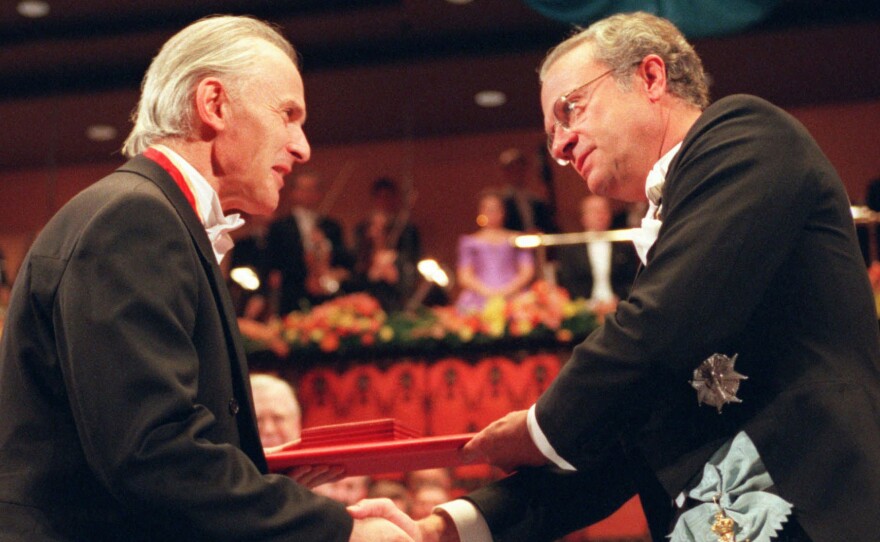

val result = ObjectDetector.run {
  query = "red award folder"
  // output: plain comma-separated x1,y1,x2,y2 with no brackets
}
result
265,419,475,476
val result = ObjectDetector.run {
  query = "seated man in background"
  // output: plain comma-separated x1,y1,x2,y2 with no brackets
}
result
250,373,302,447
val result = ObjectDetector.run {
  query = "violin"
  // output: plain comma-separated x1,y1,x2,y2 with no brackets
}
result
305,226,347,297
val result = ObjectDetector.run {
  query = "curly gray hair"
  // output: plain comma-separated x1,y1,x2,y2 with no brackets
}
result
539,12,709,110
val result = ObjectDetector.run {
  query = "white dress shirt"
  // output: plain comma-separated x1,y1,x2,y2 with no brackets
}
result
587,241,614,303
151,145,244,264
632,142,681,265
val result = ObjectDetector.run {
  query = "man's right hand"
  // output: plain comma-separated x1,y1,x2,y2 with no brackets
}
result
350,516,415,542
348,498,421,541
348,499,462,542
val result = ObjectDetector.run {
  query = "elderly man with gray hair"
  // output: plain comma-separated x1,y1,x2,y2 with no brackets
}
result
0,15,413,542
250,373,303,447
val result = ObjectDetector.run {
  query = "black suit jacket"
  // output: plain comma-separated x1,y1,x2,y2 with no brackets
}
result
348,219,422,312
557,241,639,301
0,155,352,540
266,213,352,314
467,96,880,542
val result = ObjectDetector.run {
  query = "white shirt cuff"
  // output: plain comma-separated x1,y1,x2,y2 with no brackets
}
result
435,499,493,542
527,403,577,471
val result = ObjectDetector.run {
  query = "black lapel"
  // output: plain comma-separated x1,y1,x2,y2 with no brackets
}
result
118,155,267,468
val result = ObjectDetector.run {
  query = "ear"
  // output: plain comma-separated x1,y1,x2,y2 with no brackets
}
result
194,77,229,132
638,54,668,103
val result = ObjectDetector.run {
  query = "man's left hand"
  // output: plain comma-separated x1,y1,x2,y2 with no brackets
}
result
263,441,347,488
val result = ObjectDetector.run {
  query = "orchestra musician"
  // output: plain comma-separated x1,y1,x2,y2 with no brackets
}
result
348,177,421,312
266,170,353,314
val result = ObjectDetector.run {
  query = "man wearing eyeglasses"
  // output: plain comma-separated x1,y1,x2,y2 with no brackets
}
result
351,11,880,542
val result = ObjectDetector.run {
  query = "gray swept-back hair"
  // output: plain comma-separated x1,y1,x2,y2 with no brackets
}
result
122,15,298,157
539,12,709,109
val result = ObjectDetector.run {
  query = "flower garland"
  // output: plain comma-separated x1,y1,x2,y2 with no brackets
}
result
262,281,598,356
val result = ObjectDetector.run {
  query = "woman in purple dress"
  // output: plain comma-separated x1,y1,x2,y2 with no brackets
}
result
455,190,535,313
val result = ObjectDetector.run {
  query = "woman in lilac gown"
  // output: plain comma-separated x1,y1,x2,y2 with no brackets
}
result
455,190,535,313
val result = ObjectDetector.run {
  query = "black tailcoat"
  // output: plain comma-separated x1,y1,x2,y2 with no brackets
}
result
466,95,880,542
0,156,352,540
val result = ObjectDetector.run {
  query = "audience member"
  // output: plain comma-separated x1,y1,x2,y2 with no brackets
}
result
455,189,535,313
557,194,638,317
234,277,290,358
250,373,302,447
267,170,353,314
498,148,558,282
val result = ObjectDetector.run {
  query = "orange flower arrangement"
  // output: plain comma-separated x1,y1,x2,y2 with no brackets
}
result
268,282,597,356
282,293,386,353
507,280,569,336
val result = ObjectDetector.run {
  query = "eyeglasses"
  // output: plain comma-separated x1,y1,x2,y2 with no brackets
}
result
546,69,615,166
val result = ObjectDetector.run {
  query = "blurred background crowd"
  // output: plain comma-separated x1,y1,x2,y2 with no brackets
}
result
222,146,652,354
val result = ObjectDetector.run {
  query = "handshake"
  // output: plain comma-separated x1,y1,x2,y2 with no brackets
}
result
346,498,456,542
324,410,546,542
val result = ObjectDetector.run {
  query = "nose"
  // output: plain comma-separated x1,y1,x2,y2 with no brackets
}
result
260,418,281,443
548,125,576,166
287,123,311,163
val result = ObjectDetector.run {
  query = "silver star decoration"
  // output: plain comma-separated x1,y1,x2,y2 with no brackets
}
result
690,353,748,413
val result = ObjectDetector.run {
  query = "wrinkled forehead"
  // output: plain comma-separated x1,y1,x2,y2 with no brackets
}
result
253,387,298,412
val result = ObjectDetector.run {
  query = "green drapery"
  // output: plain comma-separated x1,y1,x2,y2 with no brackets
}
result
522,0,782,37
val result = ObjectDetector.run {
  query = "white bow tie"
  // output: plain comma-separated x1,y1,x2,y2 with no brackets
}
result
646,168,664,208
633,214,662,265
206,212,245,265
